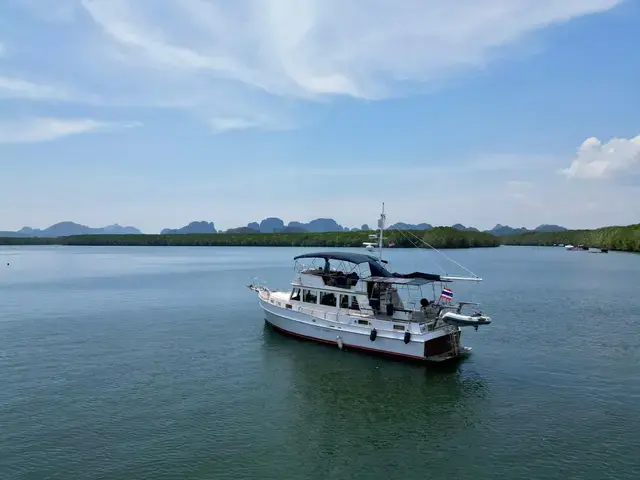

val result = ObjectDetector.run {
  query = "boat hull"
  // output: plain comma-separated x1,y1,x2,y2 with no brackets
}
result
260,298,464,363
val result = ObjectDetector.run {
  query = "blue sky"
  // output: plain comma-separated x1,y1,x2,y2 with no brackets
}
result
1,0,639,233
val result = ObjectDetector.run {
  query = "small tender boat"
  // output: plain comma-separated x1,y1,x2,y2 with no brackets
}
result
441,310,492,329
362,242,376,252
248,204,493,363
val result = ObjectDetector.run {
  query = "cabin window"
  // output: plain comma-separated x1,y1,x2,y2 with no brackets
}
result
350,296,360,311
393,325,405,331
357,319,369,325
339,294,359,310
319,291,337,307
340,295,349,309
290,288,301,301
302,289,317,304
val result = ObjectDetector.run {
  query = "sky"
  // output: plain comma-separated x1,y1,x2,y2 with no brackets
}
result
1,0,639,233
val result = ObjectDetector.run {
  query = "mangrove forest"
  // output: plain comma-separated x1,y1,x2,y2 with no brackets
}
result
499,223,640,252
2,224,638,252
0,227,500,249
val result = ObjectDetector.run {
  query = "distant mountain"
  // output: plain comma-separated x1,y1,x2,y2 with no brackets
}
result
0,222,142,237
238,217,347,233
1,217,569,238
286,218,346,232
18,227,39,236
486,223,568,236
102,224,142,235
286,221,307,231
486,224,529,236
451,223,480,232
305,218,344,232
388,222,433,231
259,217,285,233
534,224,568,233
161,221,216,235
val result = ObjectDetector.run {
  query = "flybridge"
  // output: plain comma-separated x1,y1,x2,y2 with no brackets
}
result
294,251,446,284
294,202,484,283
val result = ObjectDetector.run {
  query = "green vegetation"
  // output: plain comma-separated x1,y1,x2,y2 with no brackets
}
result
0,227,500,249
500,224,640,252
4,224,638,252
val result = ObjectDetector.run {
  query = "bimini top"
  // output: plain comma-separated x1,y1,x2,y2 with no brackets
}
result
294,251,383,265
370,272,447,285
294,251,390,277
293,251,444,284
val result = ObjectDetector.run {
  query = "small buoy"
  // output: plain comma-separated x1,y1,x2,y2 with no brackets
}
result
404,331,411,344
370,328,377,341
337,336,344,350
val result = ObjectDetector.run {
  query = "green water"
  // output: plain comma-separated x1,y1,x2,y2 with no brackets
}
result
1,246,639,479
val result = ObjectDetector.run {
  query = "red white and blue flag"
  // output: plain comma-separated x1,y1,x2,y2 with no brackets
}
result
440,287,454,301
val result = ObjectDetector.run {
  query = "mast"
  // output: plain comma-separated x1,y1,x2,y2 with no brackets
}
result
377,202,386,261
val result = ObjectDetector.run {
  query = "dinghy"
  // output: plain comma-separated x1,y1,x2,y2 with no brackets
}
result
441,311,492,330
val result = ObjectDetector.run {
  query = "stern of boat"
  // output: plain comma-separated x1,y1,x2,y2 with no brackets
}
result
423,328,470,362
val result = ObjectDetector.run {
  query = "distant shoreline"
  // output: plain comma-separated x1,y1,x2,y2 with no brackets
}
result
499,224,639,252
1,224,638,252
0,228,499,249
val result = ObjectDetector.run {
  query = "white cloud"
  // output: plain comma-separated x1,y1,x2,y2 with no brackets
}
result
0,76,75,101
0,117,141,144
210,114,294,134
559,135,640,180
1,0,623,131
78,0,622,100
210,117,261,133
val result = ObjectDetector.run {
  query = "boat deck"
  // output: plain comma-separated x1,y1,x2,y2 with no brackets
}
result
263,289,449,333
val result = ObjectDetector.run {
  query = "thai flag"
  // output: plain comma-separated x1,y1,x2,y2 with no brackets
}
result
440,287,454,301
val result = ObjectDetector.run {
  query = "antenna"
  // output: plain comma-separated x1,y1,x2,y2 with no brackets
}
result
377,202,385,261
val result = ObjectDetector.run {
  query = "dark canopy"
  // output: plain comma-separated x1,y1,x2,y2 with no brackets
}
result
294,251,391,277
293,251,443,282
392,271,442,282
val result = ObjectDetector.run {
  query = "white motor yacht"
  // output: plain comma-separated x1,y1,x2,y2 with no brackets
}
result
248,204,492,363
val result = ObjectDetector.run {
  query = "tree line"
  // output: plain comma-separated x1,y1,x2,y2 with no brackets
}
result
0,227,500,249
2,224,639,252
499,224,640,252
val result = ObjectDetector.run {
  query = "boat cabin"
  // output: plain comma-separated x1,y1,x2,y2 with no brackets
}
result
290,252,452,324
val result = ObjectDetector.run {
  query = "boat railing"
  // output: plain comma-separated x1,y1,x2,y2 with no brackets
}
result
285,301,448,334
291,304,340,323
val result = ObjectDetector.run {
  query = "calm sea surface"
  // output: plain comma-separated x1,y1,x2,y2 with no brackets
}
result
1,245,639,479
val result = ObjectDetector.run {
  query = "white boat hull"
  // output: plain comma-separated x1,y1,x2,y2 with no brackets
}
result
258,295,465,362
